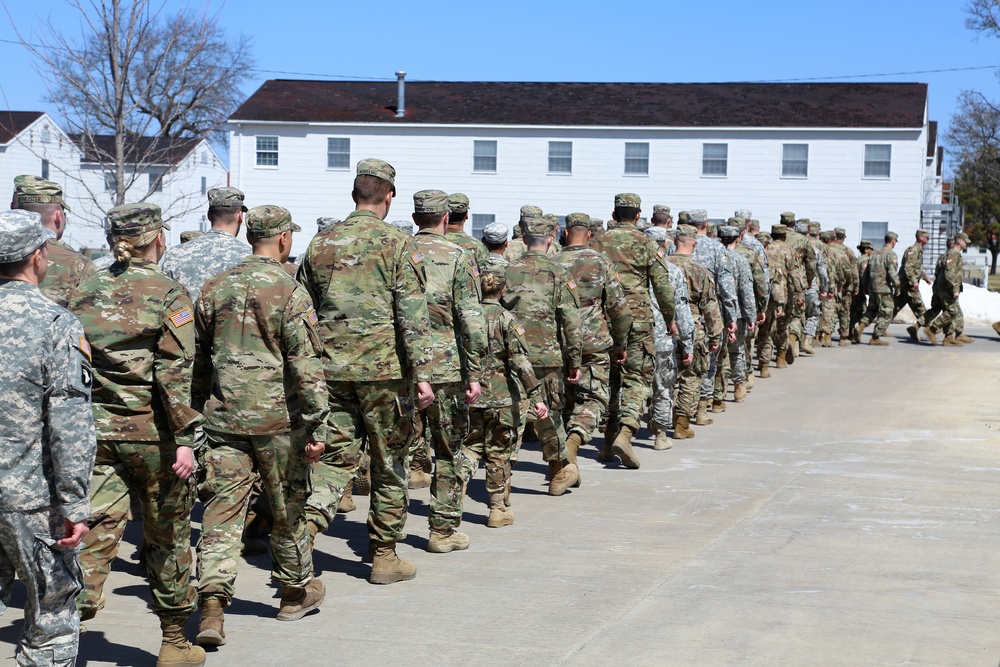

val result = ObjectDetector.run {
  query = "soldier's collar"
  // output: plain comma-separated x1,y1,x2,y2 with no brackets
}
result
415,228,444,237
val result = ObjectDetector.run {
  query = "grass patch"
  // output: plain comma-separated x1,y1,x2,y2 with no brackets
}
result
990,273,1000,293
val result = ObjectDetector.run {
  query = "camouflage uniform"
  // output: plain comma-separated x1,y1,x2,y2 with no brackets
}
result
757,230,801,367
781,214,817,343
852,246,873,331
926,245,965,338
650,256,695,431
160,228,251,300
817,233,844,343
192,206,329,607
69,204,203,629
734,241,768,374
0,210,96,667
858,241,900,337
834,233,860,341
503,205,542,264
802,225,829,339
717,235,757,398
893,237,930,326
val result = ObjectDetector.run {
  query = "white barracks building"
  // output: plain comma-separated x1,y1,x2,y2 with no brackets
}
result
228,77,948,259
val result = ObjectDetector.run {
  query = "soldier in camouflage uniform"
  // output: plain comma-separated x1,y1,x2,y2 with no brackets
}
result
69,203,205,667
801,221,830,354
459,261,546,527
588,217,606,247
736,211,769,287
482,222,510,263
924,233,970,346
160,186,251,301
851,240,874,334
503,206,539,263
554,213,632,472
715,224,757,408
667,225,722,439
781,212,817,359
501,214,583,494
590,194,675,467
816,231,844,347
409,190,487,553
11,175,96,308
651,204,673,230
191,205,329,644
296,159,435,585
855,232,900,345
0,210,96,667
894,229,932,341
733,219,768,393
833,228,860,346
757,225,801,375
446,193,489,272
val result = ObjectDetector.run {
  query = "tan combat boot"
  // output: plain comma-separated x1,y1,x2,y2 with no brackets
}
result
408,467,431,490
428,528,470,553
852,324,864,343
923,326,939,345
195,598,226,647
906,325,919,342
775,349,789,369
711,399,726,413
370,544,416,584
733,382,747,403
942,335,963,346
277,578,326,621
157,624,206,667
337,479,356,513
957,333,974,344
758,360,771,378
993,321,1000,337
565,431,583,487
548,460,580,495
672,414,696,440
801,334,815,355
838,331,852,346
487,493,514,527
611,425,641,469
788,332,800,357
695,400,714,425
869,335,889,346
503,479,512,507
746,372,755,390
597,425,617,462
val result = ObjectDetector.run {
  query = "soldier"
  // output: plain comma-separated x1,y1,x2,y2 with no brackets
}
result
894,229,932,341
588,217,606,247
482,222,510,262
0,210,96,667
924,233,970,346
296,158,435,585
736,210,769,287
555,213,632,470
817,231,845,347
733,218,768,393
757,225,801,375
833,228,860,346
501,214,583,494
802,221,830,354
160,186,250,300
651,204,673,230
645,226,695,450
192,205,328,644
781,212,817,358
591,193,675,468
503,206,539,263
667,225,722,439
409,190,487,553
716,224,757,406
446,193,489,271
11,175,95,308
851,240,875,334
69,203,205,667
855,232,901,345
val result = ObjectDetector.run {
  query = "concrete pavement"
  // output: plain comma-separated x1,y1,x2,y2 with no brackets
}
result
2,324,998,666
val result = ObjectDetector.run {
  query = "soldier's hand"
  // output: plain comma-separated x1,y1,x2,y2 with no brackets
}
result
613,348,627,365
304,441,324,463
567,368,581,384
954,292,960,300
173,446,196,480
416,382,435,410
796,298,804,306
747,321,756,331
57,520,89,549
924,278,931,285
465,381,482,404
670,321,678,336
709,343,719,353
757,312,766,324
776,309,784,318
534,402,549,420
682,353,693,366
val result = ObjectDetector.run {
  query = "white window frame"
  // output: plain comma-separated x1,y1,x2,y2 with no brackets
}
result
104,172,117,193
473,140,497,173
41,159,49,180
702,143,728,178
148,169,165,193
781,143,809,178
471,213,495,240
327,137,351,170
863,144,891,179
548,141,572,174
861,221,889,249
255,136,279,168
624,142,649,176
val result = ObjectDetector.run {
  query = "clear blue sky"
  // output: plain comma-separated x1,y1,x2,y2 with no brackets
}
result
1,0,997,170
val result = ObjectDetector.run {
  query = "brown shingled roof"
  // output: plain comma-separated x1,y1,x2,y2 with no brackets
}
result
71,134,201,166
0,111,44,144
230,80,928,129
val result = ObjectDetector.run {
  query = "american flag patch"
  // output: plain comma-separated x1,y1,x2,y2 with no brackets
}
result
168,308,194,328
78,336,91,361
515,324,525,336
411,252,424,264
473,266,480,277
567,279,577,290
307,310,319,326
657,247,666,258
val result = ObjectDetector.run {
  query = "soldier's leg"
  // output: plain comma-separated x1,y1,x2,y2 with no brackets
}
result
427,382,471,535
858,294,879,331
532,369,568,463
850,295,866,330
789,298,805,341
0,509,82,666
713,346,730,403
908,289,928,327
605,344,626,441
700,340,721,402
675,343,704,421
306,380,364,535
757,305,777,367
804,287,821,337
616,323,655,433
873,294,894,337
566,351,610,447
728,322,748,384
649,345,676,432
408,412,431,489
774,312,791,358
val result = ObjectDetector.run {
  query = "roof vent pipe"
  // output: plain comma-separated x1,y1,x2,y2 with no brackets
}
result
396,71,406,118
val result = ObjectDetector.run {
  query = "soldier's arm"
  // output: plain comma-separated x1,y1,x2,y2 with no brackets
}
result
649,253,676,324
672,277,696,356
157,290,205,446
283,288,330,444
815,246,829,292
396,243,435,382
45,314,97,524
557,271,583,370
507,317,541,397
715,249,740,324
803,241,818,285
737,260,757,322
751,256,768,312
453,253,488,383
191,296,213,412
702,280,724,349
887,254,901,291
295,240,327,310
604,266,633,351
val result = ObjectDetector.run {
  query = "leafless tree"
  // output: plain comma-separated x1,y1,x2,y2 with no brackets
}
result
966,0,1000,36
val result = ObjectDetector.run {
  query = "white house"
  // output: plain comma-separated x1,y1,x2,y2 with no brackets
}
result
228,78,954,261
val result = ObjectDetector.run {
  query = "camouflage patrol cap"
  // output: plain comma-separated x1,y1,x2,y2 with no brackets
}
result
677,211,690,224
316,217,341,233
688,209,708,224
771,224,788,235
614,193,641,208
480,254,508,279
718,222,741,239
794,221,810,234
675,224,698,239
706,223,717,236
448,193,470,214
653,204,671,215
779,212,796,224
735,209,752,219
956,231,971,243
756,232,772,245
356,158,396,194
915,228,930,239
858,240,873,250
519,205,543,223
644,226,667,243
819,230,835,241
511,223,522,239
636,218,651,231
588,217,605,233
0,210,55,263
207,186,248,212
565,212,590,229
834,227,847,237
179,231,203,243
107,203,169,237
391,219,414,235
885,231,898,242
13,175,72,212
524,215,555,237
482,222,509,244
413,189,449,214
246,205,301,238
807,222,820,234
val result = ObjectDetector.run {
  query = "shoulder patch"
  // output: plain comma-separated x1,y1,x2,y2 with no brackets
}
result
307,309,319,326
78,336,92,361
657,247,666,258
472,266,480,277
567,279,578,290
411,251,424,265
168,308,194,328
515,324,526,337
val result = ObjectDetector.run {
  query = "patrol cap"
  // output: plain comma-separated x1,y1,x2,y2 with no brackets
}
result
819,230,834,241
390,219,414,235
519,205,543,223
448,193,469,214
636,218,651,231
524,215,555,236
956,231,971,243
480,254,508,279
915,228,930,239
735,209,752,219
653,204,671,216
756,232,772,244
0,210,55,263
565,212,590,229
807,222,820,234
356,158,396,194
885,231,898,242
858,240,873,250
107,203,170,237
644,226,667,243
707,222,717,235
316,217,341,233
677,211,690,224
675,224,698,239
13,175,72,212
207,186,248,212
589,217,604,233
482,222,509,244
771,224,788,235
614,193,641,208
834,227,847,237
794,221,810,234
780,211,796,224
179,231,203,243
688,209,708,224
246,205,300,238
718,223,741,239
413,189,449,214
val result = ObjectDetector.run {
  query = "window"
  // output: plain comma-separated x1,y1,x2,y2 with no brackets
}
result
624,142,649,175
471,213,495,240
327,138,350,169
861,221,888,248
104,172,117,192
781,144,808,177
148,169,164,193
864,144,891,178
41,159,49,180
199,216,208,232
548,141,572,173
702,143,728,177
41,127,51,144
256,136,278,167
200,151,208,165
200,176,207,195
473,140,497,172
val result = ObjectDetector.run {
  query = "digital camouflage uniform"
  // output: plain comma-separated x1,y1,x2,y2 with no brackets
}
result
193,208,329,608
817,233,845,342
0,210,96,667
650,258,695,431
803,226,829,339
834,236,860,341
757,232,801,367
858,242,900,337
734,241,768,374
781,214,817,343
160,228,251,301
716,239,757,400
893,238,930,326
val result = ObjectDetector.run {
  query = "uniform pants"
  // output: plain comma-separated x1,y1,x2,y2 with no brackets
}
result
650,342,677,431
724,320,748,387
76,440,196,626
789,289,806,340
700,345,721,400
75,461,131,618
425,382,471,534
675,330,706,420
837,291,853,337
609,322,655,433
565,350,610,446
758,301,789,365
926,294,961,336
527,368,568,462
819,294,837,336
461,406,520,507
804,286,821,336
196,430,312,604
850,293,868,331
893,287,927,326
0,509,81,666
308,379,415,545
860,293,894,336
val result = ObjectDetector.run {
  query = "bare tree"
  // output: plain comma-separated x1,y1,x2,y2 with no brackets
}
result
966,0,1000,35
14,0,253,221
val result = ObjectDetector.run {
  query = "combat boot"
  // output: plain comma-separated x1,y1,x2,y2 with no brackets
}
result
957,333,974,344
906,325,919,342
823,333,834,347
565,431,583,487
695,400,714,425
801,334,815,355
337,479,356,513
775,349,788,369
428,529,470,553
923,326,939,345
157,624,206,667
869,335,889,346
370,544,416,584
408,468,431,490
942,335,963,347
758,360,771,378
79,592,105,623
307,519,322,551
548,460,580,495
653,429,673,450
611,425,641,469
788,332,800,358
784,342,795,365
276,578,325,621
852,324,863,343
672,414,695,439
195,598,226,647
598,425,617,462
733,382,747,403
838,331,852,346
993,321,1000,337
746,372,755,391
711,399,726,413
487,493,514,527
